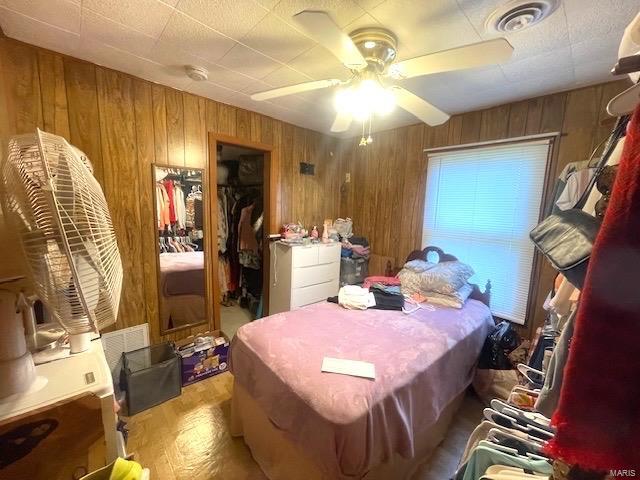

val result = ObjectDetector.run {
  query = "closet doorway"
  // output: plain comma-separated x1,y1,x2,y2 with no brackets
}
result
208,134,277,339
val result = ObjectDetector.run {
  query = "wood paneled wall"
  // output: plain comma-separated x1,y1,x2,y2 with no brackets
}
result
337,80,630,338
0,37,340,344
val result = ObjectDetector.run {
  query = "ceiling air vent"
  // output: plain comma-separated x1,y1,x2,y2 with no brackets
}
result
486,0,559,33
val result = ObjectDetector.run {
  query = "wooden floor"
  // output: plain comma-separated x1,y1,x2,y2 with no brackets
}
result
126,372,484,480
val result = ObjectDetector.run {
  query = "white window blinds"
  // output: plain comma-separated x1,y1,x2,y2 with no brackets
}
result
422,139,551,324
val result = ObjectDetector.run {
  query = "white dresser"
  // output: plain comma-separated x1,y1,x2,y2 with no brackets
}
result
268,241,341,315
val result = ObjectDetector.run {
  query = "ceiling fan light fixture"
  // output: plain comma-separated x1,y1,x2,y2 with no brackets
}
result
364,40,377,49
334,79,396,121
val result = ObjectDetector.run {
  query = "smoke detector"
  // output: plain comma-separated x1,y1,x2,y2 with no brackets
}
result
185,65,209,81
486,0,559,34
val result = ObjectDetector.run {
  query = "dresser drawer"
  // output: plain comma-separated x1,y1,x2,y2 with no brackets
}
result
292,262,340,289
292,246,319,267
291,280,338,309
318,243,341,264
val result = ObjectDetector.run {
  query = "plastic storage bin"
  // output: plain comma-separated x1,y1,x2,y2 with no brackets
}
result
122,342,181,415
340,257,369,286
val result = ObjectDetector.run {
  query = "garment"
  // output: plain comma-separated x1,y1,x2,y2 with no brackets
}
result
555,167,596,211
156,183,171,229
238,204,259,253
458,445,552,480
217,189,228,253
535,308,576,418
186,195,195,229
459,421,534,468
194,197,203,229
369,287,404,310
362,276,402,289
173,185,186,230
546,113,640,470
337,285,373,310
162,179,176,224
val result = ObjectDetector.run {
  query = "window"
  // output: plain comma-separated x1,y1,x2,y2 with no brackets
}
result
422,139,552,324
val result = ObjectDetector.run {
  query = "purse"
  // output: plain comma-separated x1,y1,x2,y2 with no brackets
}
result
529,117,627,288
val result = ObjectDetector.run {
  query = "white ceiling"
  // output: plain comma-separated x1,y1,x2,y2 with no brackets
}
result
0,0,636,136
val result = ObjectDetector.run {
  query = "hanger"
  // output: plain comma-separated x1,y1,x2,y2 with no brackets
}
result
487,428,546,456
483,409,554,441
490,399,552,429
477,441,549,463
607,12,640,116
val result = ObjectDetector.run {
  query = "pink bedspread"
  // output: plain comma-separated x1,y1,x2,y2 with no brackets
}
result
159,252,204,296
230,300,493,479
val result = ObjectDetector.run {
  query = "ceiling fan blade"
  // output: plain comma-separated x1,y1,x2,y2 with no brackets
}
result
251,79,342,101
392,86,450,126
293,10,368,70
330,111,353,133
390,38,514,79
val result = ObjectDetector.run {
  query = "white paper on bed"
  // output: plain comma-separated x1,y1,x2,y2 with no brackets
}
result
321,357,376,379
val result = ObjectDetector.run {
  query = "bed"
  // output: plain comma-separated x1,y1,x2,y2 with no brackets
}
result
158,251,205,331
229,247,493,480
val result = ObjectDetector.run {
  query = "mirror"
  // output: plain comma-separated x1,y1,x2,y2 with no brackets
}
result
153,164,208,334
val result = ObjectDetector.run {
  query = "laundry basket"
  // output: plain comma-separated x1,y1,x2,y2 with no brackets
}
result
122,342,181,415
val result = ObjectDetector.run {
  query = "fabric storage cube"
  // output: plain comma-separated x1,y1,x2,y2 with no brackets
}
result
340,257,369,286
122,342,181,415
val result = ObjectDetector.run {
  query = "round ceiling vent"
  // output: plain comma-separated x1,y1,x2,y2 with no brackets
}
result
486,0,559,33
185,65,209,81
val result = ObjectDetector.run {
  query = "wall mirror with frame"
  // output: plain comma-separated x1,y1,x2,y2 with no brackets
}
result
153,164,209,334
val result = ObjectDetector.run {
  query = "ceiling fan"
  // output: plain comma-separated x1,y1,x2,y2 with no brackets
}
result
251,11,514,136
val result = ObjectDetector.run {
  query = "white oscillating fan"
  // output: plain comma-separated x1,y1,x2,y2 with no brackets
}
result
1,129,123,362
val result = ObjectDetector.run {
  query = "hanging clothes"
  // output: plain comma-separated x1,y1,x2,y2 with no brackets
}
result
162,179,177,224
238,203,259,253
217,188,228,253
156,182,170,229
174,184,186,229
546,109,640,471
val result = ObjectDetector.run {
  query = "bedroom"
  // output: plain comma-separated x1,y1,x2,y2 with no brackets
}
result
0,0,638,479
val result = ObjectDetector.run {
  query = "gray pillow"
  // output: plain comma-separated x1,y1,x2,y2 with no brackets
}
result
399,260,474,296
403,259,436,273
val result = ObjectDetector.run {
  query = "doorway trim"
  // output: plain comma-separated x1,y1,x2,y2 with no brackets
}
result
207,133,279,331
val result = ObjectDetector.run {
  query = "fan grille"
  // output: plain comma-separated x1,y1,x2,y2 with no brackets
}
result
1,130,123,334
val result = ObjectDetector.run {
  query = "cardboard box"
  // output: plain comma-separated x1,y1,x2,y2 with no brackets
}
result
175,330,230,386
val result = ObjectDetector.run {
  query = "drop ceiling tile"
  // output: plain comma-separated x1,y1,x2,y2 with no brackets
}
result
287,45,350,80
369,0,481,57
83,0,174,38
564,0,639,45
272,0,366,28
240,78,272,95
1,0,80,33
354,0,387,11
217,43,281,79
0,7,80,55
501,47,573,82
262,65,312,88
240,13,315,63
176,0,268,40
573,61,623,88
159,11,236,63
269,94,312,112
254,0,279,10
185,79,238,102
457,0,570,61
571,32,622,67
81,10,158,57
148,40,258,91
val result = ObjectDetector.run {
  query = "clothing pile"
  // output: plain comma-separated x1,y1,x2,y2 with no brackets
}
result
397,258,475,308
340,236,370,259
329,277,404,311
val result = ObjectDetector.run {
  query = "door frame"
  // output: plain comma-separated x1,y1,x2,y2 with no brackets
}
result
207,133,279,331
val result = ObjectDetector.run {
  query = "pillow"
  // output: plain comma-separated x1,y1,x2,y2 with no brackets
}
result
403,259,436,273
399,260,474,296
424,283,474,309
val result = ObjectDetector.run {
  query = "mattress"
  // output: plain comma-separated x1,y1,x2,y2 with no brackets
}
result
230,300,493,479
159,251,204,296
